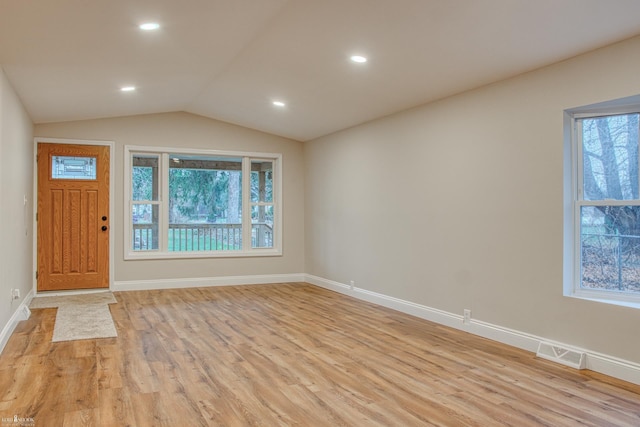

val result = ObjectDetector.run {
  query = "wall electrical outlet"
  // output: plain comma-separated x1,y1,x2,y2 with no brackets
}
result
463,309,471,325
11,289,21,300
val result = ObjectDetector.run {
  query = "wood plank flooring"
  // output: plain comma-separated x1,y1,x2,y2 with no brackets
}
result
1,283,639,426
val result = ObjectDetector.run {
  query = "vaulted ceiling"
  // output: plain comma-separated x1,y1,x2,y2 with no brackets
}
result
2,0,640,141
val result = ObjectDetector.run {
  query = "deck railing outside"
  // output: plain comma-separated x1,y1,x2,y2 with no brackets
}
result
133,223,273,251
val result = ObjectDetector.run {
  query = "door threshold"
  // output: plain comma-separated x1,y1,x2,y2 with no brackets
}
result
34,288,112,298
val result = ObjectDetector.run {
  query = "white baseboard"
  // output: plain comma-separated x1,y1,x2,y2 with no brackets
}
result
0,289,33,355
305,274,640,386
113,273,306,292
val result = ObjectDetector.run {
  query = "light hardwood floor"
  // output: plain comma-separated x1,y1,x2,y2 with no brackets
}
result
1,283,639,426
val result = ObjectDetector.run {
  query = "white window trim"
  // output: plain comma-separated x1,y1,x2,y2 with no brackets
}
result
564,95,640,309
124,145,282,260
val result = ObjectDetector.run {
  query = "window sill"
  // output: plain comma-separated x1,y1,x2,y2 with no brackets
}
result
567,290,640,310
125,248,282,261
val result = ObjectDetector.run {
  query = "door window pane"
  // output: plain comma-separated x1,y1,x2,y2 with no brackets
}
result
52,156,96,180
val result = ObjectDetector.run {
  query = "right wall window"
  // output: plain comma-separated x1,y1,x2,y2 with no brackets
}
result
571,109,640,304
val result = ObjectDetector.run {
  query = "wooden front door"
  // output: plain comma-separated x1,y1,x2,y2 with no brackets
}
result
37,143,110,291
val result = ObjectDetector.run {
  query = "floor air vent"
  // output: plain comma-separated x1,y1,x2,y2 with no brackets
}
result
536,342,586,369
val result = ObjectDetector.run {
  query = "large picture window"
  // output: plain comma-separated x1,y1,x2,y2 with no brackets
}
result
567,104,640,305
125,146,281,259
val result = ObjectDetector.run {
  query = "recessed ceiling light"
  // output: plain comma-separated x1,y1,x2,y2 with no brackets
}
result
139,22,160,31
350,55,367,63
120,86,136,92
272,101,286,107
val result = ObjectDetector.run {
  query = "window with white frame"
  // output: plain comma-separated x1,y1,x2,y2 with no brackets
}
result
125,146,281,259
567,102,640,305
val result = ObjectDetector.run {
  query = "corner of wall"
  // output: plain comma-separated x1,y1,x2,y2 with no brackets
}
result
0,67,35,354
0,289,33,355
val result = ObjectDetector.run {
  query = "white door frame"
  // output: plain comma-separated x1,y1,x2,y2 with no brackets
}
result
33,137,115,295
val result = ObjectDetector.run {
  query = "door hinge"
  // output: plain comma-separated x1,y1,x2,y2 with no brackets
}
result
36,212,38,221
35,271,38,279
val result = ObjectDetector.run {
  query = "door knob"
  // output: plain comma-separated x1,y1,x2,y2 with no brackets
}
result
102,216,107,221
101,226,108,231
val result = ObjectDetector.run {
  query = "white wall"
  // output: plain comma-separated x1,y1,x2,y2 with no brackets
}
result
35,112,305,284
305,35,640,364
0,67,34,343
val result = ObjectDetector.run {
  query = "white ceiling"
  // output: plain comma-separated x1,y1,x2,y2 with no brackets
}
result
2,0,640,141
